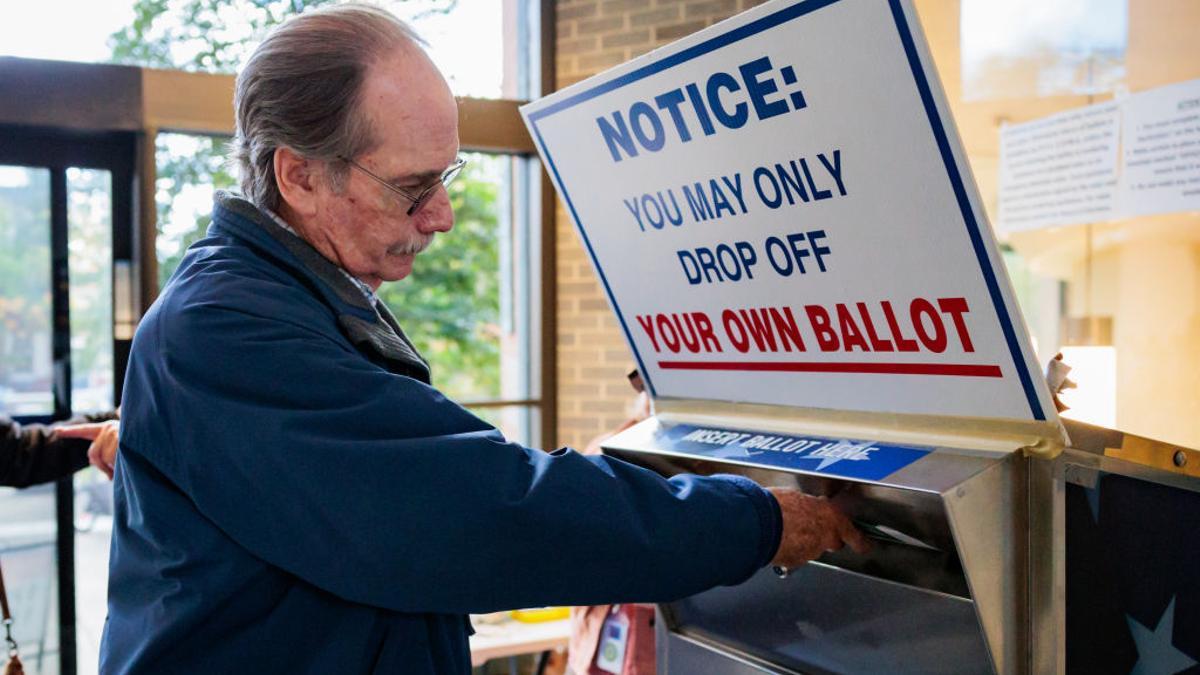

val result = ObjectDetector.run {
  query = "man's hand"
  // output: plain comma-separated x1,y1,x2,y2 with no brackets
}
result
768,487,870,568
56,420,120,479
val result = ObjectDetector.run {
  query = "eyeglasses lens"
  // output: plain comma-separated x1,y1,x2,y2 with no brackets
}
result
406,161,466,216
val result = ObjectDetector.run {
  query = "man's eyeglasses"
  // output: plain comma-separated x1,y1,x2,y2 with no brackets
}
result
340,156,467,216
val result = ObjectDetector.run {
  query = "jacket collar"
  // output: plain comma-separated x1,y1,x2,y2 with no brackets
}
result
208,191,431,383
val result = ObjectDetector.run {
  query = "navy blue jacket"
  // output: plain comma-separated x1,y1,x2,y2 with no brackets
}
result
101,193,781,673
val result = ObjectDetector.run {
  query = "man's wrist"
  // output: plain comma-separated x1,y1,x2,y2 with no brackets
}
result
714,475,784,577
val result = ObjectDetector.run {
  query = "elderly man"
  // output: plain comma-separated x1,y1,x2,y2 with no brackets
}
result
103,5,865,673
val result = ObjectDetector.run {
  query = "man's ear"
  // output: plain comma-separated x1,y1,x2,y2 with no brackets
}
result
274,147,322,217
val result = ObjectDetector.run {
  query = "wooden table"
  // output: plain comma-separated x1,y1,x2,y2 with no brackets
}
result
469,615,571,669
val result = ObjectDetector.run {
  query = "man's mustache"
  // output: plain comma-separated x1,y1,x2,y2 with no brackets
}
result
388,235,433,256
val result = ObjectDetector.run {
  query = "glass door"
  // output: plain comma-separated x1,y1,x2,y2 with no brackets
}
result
0,164,61,673
0,128,135,675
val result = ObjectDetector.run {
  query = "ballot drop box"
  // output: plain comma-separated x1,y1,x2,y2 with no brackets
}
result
522,0,1199,672
599,411,1200,674
603,405,1059,675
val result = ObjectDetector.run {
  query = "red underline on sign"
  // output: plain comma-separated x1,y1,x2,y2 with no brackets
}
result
656,361,1004,377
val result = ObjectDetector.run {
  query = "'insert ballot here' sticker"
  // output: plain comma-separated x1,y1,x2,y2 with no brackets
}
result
655,423,931,481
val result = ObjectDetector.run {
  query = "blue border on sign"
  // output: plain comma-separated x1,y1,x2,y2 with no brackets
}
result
528,0,1045,420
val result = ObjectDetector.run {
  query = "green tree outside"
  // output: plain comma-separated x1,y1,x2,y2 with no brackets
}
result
0,170,53,412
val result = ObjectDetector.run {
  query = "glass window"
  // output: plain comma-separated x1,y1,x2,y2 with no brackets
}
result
68,168,114,413
155,134,236,286
393,0,507,98
156,143,544,446
0,166,53,416
378,152,542,446
392,0,543,99
380,154,506,402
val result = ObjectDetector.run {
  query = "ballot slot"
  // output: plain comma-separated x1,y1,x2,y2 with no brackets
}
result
751,466,970,598
603,419,1027,675
607,448,972,598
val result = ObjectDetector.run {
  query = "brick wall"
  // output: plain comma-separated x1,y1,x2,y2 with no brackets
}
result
552,0,766,450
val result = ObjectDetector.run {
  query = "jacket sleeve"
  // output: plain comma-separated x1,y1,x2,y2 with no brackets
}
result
0,415,91,488
128,282,781,615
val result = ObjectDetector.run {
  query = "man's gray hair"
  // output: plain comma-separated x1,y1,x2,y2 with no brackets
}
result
233,4,424,211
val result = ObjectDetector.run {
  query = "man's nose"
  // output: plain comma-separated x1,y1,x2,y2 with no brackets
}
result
415,187,454,234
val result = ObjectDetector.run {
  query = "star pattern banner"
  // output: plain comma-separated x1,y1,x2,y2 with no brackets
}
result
1067,473,1200,674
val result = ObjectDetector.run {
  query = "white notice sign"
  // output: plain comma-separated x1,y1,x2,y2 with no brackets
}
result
998,101,1121,234
522,0,1057,422
1119,78,1200,217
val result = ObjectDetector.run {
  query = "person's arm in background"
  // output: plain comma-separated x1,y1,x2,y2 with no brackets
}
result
0,412,120,487
56,419,120,479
